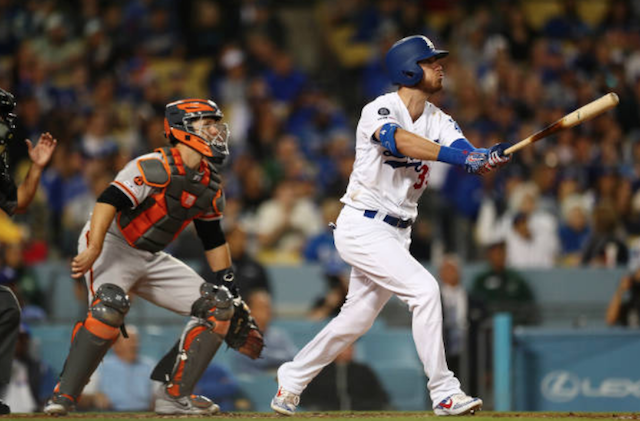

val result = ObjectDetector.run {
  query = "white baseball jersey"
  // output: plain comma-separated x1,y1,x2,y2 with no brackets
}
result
341,91,466,221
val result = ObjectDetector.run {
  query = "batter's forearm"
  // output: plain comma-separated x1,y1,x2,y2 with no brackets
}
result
205,243,232,272
87,203,117,251
391,129,441,161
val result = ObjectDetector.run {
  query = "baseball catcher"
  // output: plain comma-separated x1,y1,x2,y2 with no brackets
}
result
44,98,262,416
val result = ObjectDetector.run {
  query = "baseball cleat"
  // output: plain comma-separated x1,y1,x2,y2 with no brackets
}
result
154,387,220,415
44,393,75,415
271,386,300,416
433,393,483,416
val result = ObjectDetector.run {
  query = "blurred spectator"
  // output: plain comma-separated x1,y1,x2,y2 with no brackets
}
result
3,323,56,413
300,343,391,411
606,267,640,327
438,255,468,375
226,223,271,297
262,49,307,104
232,289,297,375
255,180,323,262
504,183,560,268
81,326,155,412
581,202,629,267
471,240,538,326
558,195,591,266
304,199,350,320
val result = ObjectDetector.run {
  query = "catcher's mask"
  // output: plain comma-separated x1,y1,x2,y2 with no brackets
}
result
164,98,230,162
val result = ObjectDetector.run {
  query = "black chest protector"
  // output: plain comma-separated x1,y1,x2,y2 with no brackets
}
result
117,147,224,252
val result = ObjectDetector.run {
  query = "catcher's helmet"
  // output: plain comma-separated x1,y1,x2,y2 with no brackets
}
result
164,98,230,160
385,35,449,86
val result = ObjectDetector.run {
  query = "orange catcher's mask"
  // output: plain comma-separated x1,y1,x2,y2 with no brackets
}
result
164,98,230,161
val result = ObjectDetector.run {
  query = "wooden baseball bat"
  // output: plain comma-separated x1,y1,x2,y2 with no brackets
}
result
504,92,619,155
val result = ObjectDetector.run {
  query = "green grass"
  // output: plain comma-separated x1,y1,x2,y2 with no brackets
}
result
6,412,639,421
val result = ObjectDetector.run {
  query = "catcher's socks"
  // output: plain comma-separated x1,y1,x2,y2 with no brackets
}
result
271,386,300,416
44,393,75,415
433,393,483,416
154,386,220,415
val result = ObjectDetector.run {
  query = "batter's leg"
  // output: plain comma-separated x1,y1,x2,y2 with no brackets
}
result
331,207,463,405
277,268,392,394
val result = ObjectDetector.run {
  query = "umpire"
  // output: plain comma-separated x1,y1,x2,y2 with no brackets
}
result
0,88,56,414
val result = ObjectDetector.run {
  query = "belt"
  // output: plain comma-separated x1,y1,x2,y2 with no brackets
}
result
363,210,412,229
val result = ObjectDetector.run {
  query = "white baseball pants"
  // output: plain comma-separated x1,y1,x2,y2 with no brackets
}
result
277,205,462,406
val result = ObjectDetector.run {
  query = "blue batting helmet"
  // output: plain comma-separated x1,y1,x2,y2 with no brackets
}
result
385,35,449,86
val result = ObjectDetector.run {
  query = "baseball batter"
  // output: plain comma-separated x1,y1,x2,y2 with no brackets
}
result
44,99,263,416
271,36,511,416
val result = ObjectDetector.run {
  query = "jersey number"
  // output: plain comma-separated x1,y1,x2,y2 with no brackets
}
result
413,164,429,189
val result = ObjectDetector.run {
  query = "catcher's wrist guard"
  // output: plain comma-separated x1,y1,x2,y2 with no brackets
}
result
212,267,238,297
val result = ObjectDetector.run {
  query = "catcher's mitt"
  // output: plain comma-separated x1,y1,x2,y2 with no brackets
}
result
225,298,264,359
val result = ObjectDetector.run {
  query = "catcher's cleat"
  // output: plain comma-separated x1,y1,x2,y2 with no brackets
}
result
271,386,300,416
434,393,482,416
44,393,75,415
155,387,220,415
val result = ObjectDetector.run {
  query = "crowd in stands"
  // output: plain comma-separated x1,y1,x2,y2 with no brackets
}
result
0,0,638,272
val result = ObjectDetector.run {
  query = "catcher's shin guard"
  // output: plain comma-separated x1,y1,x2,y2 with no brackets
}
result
152,283,233,397
55,283,130,401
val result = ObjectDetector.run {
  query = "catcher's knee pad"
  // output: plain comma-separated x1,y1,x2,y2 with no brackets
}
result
55,284,130,400
153,317,226,398
89,283,130,332
190,283,234,335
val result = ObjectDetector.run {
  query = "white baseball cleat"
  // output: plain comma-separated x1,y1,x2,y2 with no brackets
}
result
271,386,300,416
154,387,220,415
433,393,483,416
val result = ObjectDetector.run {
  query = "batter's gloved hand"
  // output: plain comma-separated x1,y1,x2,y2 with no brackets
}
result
487,142,512,169
225,298,264,359
463,150,490,174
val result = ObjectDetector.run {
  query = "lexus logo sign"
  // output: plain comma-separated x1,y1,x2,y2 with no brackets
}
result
541,371,640,402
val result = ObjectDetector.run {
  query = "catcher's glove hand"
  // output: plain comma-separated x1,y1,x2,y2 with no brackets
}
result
225,298,264,359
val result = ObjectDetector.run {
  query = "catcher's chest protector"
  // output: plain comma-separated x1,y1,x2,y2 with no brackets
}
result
117,147,224,252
